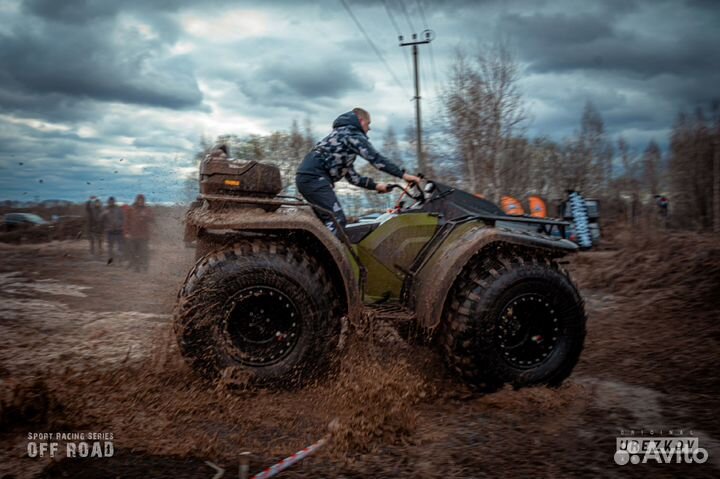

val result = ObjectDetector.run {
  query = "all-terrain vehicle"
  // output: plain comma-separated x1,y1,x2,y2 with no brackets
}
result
175,148,586,389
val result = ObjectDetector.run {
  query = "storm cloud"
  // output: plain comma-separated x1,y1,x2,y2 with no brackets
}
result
235,56,366,112
0,0,718,202
0,14,202,111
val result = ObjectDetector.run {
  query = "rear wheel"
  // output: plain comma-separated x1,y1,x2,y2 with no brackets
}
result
174,240,343,388
441,251,586,389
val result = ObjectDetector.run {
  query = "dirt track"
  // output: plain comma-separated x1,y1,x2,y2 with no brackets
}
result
1,218,719,478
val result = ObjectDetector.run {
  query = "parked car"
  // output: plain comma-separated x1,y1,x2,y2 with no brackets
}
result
2,213,48,232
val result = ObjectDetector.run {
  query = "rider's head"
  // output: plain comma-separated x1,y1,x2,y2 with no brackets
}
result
353,107,371,134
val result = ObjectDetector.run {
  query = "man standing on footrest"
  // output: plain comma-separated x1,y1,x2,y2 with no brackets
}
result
296,108,421,233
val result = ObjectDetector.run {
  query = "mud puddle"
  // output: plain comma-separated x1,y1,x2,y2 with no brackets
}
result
1,229,719,478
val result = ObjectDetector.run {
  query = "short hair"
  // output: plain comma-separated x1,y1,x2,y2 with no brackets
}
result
352,107,370,122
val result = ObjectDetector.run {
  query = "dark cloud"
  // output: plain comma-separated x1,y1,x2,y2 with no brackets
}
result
258,59,362,98
0,131,81,161
0,88,100,123
237,57,365,110
502,8,720,79
22,0,227,23
22,0,120,23
519,31,717,80
685,0,720,12
0,23,203,111
1,0,718,201
499,3,720,118
501,12,614,45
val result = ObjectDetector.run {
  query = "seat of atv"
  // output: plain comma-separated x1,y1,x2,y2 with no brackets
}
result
344,221,379,243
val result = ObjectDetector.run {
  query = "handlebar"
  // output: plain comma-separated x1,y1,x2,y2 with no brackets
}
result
387,176,426,208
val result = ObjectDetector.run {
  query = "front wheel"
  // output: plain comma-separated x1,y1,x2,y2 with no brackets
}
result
441,252,586,389
174,241,343,388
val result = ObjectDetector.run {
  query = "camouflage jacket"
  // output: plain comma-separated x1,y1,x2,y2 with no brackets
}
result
297,111,405,190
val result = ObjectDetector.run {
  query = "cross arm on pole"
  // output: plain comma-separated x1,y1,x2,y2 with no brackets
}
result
398,30,435,175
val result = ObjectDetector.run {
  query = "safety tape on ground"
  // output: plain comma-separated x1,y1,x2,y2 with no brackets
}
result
251,435,329,479
204,419,338,479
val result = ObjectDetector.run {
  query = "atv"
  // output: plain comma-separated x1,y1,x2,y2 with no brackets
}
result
175,148,586,389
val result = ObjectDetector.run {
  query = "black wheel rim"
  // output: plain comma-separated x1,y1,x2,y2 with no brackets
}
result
223,286,301,366
496,293,560,369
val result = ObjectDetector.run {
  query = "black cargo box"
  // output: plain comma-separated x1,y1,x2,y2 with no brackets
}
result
200,150,282,198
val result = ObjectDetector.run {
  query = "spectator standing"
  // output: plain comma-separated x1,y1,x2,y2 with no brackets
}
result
124,194,154,272
102,196,124,263
85,196,104,256
655,194,670,228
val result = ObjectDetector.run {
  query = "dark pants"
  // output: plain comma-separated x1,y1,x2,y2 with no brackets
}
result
295,173,347,233
106,230,124,261
127,238,149,272
88,230,103,255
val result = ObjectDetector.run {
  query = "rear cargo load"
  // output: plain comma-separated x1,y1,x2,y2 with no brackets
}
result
199,148,282,198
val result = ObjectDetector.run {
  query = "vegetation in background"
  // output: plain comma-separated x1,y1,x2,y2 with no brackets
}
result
189,44,720,230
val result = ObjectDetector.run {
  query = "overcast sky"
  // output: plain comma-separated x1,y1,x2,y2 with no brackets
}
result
0,0,718,203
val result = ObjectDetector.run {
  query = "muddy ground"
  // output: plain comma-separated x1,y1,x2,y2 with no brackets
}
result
0,216,719,478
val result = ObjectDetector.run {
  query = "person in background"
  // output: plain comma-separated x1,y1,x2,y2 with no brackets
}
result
124,194,154,272
102,196,124,264
85,196,104,256
655,194,669,228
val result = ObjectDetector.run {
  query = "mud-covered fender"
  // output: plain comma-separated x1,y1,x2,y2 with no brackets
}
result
410,225,578,330
185,204,362,322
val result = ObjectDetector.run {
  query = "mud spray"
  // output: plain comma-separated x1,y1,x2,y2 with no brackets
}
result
2,217,719,478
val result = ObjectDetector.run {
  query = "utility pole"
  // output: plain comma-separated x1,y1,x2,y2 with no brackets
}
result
399,30,434,174
714,136,719,233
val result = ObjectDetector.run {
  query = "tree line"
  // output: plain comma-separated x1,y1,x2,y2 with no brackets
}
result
437,42,719,230
189,43,720,231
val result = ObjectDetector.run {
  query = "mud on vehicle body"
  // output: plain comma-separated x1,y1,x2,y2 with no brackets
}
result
175,147,586,389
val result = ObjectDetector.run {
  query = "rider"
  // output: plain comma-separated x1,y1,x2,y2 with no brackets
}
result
295,108,421,232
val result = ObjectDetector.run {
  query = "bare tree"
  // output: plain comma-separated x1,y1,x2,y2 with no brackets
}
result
616,136,642,224
642,140,662,196
617,137,637,181
669,104,720,229
442,41,526,198
382,125,402,165
580,101,613,194
527,137,563,199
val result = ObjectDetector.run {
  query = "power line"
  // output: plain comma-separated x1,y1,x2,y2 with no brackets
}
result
415,0,428,29
397,0,416,33
382,0,403,34
381,0,413,87
338,0,410,97
414,0,440,97
428,42,441,97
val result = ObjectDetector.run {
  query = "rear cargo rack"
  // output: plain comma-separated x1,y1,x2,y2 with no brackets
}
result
198,193,368,295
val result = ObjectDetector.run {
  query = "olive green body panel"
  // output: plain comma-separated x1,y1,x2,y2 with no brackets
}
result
355,213,439,302
185,202,578,328
185,204,362,322
410,223,578,331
